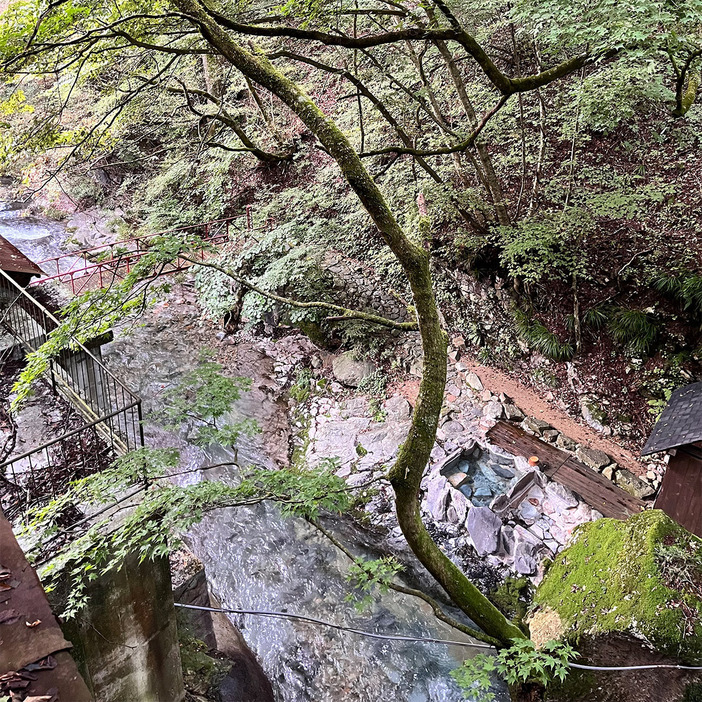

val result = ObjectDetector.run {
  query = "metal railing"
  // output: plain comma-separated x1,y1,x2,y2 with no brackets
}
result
0,268,144,518
29,214,251,295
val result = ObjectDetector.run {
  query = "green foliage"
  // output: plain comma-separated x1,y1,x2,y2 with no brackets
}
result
337,321,393,359
345,556,403,611
27,452,350,617
582,306,609,330
12,233,214,406
150,350,257,447
367,397,387,422
515,310,574,361
451,639,576,701
494,212,589,285
179,629,229,698
656,272,702,319
572,57,672,134
684,683,702,702
289,368,314,403
488,577,531,624
513,0,702,60
192,266,240,321
240,457,349,519
647,386,674,419
357,369,388,396
640,362,689,418
573,180,677,220
535,510,702,662
607,306,660,354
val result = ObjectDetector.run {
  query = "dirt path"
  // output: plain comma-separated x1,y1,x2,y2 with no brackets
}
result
463,357,647,475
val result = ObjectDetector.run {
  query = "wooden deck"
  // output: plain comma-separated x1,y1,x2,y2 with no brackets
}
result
486,421,646,520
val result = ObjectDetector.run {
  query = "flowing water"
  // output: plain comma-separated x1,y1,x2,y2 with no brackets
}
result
1,204,65,260
2,204,507,701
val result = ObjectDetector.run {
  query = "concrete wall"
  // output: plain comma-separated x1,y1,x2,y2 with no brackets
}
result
65,554,185,702
175,568,275,702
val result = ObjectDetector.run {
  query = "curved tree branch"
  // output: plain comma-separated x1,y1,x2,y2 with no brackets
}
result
175,0,525,646
167,82,294,162
181,256,418,331
308,518,502,647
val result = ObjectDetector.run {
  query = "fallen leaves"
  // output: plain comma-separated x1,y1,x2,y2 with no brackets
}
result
0,659,59,701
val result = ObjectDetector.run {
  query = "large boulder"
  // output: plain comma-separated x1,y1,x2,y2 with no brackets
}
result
446,490,471,525
544,481,578,511
534,510,702,661
466,506,502,556
615,468,656,499
503,403,525,421
514,543,538,575
331,351,376,387
576,446,611,471
383,395,411,420
424,474,451,521
483,401,504,420
520,417,552,435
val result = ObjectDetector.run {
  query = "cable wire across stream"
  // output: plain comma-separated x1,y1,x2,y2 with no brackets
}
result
175,603,702,672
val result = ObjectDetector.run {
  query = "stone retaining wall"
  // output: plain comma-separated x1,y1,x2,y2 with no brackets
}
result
322,250,409,323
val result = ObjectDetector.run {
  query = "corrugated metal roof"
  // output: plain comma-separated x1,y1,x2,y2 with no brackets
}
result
641,382,702,455
0,235,43,277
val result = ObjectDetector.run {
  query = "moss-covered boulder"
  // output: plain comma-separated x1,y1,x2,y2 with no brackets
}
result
532,509,702,662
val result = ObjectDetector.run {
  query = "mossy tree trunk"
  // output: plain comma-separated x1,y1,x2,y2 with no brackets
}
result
173,0,525,646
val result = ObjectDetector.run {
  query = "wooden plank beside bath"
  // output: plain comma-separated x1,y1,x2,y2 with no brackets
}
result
486,420,568,477
486,421,646,520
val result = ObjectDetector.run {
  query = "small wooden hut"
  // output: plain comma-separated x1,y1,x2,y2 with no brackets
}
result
642,382,702,537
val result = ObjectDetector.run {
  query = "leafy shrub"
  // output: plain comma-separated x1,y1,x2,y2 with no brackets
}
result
514,310,574,361
607,306,660,354
451,639,575,701
289,368,314,403
572,58,670,135
368,397,387,422
194,266,240,321
493,211,590,285
149,350,257,447
582,305,609,330
656,272,702,319
357,369,388,396
488,576,531,624
345,556,403,611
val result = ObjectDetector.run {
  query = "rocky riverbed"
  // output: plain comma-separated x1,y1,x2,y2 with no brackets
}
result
0,196,666,700
101,291,494,702
249,328,659,587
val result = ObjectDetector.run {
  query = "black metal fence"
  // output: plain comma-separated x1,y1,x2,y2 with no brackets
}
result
0,268,144,518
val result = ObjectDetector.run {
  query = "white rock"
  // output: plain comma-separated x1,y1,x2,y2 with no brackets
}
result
466,372,484,391
425,475,451,521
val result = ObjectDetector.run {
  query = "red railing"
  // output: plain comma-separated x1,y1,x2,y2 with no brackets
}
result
30,212,254,295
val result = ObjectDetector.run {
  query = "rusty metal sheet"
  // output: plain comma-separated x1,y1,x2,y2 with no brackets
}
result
0,514,72,670
0,236,43,278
